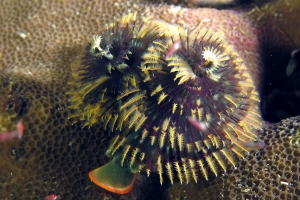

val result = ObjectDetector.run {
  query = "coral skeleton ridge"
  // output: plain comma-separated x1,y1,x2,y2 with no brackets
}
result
68,13,262,193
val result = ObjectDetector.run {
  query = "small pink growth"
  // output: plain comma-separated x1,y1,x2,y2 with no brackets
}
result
166,40,180,58
16,120,24,139
0,120,24,142
45,194,61,200
242,140,266,151
230,135,266,151
188,117,207,133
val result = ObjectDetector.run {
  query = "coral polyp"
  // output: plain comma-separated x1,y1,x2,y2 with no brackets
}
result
68,13,262,194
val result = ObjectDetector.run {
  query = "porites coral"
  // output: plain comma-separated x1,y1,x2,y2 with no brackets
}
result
167,116,300,200
0,0,299,200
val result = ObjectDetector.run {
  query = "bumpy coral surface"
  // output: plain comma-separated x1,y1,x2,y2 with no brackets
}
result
0,73,165,200
167,116,300,200
0,0,261,87
0,0,299,199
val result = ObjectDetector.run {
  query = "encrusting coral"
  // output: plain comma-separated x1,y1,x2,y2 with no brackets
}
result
0,0,299,199
0,73,164,200
167,116,300,199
